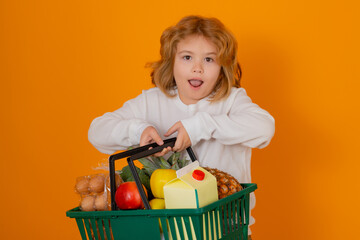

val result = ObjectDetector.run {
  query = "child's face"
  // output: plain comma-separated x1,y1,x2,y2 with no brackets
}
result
173,35,221,105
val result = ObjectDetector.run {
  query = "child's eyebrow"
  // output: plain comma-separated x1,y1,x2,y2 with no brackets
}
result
177,50,217,55
205,52,217,56
177,50,193,55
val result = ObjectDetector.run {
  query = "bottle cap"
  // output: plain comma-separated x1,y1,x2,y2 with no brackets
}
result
192,169,205,181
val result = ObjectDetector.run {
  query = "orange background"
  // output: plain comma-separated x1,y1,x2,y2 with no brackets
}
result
1,0,359,239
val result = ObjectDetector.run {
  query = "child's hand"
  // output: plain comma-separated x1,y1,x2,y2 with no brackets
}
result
164,121,191,152
140,126,171,157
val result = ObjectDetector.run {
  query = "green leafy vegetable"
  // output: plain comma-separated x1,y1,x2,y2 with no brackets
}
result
119,165,150,194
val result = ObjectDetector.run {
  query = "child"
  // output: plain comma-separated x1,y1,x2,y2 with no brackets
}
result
88,15,275,237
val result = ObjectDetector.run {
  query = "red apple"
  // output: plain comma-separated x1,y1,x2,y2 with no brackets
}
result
115,182,147,210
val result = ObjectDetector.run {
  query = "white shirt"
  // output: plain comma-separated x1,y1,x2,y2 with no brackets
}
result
88,87,275,230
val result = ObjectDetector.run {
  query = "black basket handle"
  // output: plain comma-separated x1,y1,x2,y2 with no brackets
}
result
109,137,197,210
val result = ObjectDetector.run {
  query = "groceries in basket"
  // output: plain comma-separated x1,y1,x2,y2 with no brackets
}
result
115,148,243,210
73,140,243,212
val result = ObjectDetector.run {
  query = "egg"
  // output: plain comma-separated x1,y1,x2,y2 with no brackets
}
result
75,177,90,194
89,174,105,193
80,195,95,211
95,194,107,211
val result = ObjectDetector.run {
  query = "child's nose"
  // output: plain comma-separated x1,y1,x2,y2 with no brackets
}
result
192,62,203,73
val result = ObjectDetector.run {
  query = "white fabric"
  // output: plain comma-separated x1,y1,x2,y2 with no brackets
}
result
88,87,275,232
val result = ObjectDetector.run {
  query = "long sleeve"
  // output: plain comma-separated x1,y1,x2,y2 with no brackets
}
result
181,88,275,148
88,95,151,154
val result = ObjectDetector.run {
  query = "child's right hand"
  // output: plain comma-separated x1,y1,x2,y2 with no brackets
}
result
140,126,172,157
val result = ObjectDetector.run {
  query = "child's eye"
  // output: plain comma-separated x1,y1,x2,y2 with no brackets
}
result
205,57,214,62
183,55,192,60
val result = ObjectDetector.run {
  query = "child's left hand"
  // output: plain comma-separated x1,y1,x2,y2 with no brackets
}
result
164,121,191,152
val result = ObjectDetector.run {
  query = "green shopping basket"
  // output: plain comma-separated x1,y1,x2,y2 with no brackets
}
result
66,138,257,240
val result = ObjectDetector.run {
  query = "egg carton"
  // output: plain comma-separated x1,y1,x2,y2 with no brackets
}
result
75,172,122,211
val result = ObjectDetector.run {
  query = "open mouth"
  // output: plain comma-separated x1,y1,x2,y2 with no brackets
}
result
188,79,204,88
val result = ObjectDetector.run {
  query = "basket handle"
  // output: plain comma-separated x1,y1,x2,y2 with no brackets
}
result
109,137,197,210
